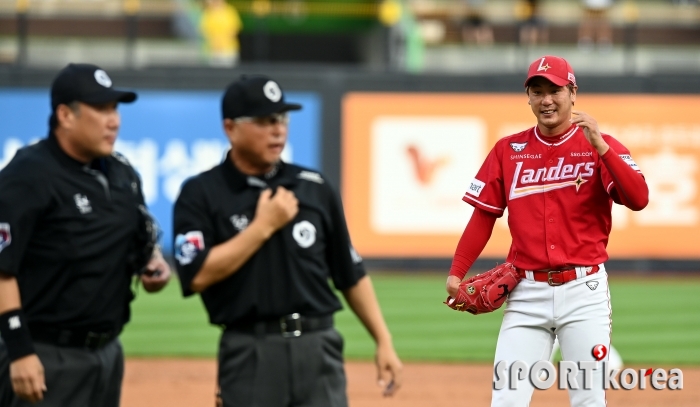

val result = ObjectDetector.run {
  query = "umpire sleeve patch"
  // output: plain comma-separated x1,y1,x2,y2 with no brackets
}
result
0,223,11,253
350,245,362,264
175,231,205,266
466,179,486,197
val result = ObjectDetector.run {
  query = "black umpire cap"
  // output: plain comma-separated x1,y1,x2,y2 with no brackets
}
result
221,75,302,120
51,63,137,110
49,63,136,129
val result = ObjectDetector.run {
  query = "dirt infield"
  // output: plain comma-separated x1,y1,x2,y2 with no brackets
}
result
122,359,699,407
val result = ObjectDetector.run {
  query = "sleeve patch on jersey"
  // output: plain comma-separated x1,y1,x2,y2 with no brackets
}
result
0,223,11,253
175,231,205,266
619,154,640,171
350,245,363,264
466,179,486,197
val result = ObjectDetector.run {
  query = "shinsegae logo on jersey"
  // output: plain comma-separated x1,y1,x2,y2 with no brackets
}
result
73,194,92,214
509,158,594,200
510,142,528,152
292,220,316,248
230,215,249,232
0,223,11,253
175,231,205,265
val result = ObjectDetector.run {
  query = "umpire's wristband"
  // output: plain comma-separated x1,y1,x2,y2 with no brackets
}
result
0,309,35,362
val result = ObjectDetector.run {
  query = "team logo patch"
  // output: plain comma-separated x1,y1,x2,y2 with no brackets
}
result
74,194,92,214
263,80,282,102
175,231,205,266
0,223,11,253
8,315,21,330
292,220,316,248
94,69,112,88
466,178,485,198
510,142,528,152
586,281,599,291
230,215,249,232
537,57,550,72
467,285,476,295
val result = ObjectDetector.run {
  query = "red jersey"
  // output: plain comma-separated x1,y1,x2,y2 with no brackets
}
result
463,124,642,270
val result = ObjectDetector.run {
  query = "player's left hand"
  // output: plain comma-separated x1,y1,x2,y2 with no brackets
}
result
140,249,171,292
375,342,403,397
571,111,609,155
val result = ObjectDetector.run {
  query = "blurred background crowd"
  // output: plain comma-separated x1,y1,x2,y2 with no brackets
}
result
1,0,699,75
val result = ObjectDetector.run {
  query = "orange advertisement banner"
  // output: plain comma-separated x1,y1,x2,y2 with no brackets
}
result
341,93,700,259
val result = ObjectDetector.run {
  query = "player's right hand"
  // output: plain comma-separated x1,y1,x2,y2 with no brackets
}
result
446,275,461,298
255,187,299,236
10,354,46,403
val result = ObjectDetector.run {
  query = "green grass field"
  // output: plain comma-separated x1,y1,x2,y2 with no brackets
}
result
121,273,700,365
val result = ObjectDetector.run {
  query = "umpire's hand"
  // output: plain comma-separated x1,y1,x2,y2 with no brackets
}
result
253,187,299,237
141,249,171,293
10,354,46,403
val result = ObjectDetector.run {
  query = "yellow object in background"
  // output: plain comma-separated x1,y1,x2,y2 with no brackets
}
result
379,0,402,27
200,0,243,66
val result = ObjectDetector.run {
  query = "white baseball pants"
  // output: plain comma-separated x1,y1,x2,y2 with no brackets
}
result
491,266,611,407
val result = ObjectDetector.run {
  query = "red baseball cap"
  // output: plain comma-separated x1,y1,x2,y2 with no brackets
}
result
524,55,576,87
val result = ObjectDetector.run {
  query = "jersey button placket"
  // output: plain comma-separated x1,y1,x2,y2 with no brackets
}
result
544,143,557,265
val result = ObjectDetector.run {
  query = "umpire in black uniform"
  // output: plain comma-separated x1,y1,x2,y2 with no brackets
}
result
173,75,403,407
0,63,171,406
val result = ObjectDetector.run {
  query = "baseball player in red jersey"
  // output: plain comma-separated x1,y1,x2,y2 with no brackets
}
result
446,55,649,406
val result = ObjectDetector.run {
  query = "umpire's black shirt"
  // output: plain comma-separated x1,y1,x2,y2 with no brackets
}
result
173,156,366,327
0,134,145,333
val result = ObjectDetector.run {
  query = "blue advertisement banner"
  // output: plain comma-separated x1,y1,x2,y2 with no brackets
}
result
0,89,322,253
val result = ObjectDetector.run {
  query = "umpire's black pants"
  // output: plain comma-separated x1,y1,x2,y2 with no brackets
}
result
0,338,123,407
218,327,347,407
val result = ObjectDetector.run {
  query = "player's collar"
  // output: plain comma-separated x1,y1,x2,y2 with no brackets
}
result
534,124,579,147
46,131,102,171
221,153,296,191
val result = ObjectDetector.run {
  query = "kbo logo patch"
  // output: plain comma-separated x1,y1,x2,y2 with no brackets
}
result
175,231,205,265
0,223,11,253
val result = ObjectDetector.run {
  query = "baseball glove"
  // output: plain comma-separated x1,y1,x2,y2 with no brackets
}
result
127,204,160,275
444,263,521,315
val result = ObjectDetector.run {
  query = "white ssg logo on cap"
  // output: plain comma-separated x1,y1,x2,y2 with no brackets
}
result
263,81,282,102
94,70,112,88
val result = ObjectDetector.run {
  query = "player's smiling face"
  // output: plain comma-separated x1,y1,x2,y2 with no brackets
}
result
527,77,577,136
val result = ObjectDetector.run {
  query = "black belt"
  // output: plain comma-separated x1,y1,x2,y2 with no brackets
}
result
29,325,118,351
225,314,333,338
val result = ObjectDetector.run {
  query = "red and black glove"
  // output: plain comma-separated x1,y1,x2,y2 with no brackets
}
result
445,263,521,315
